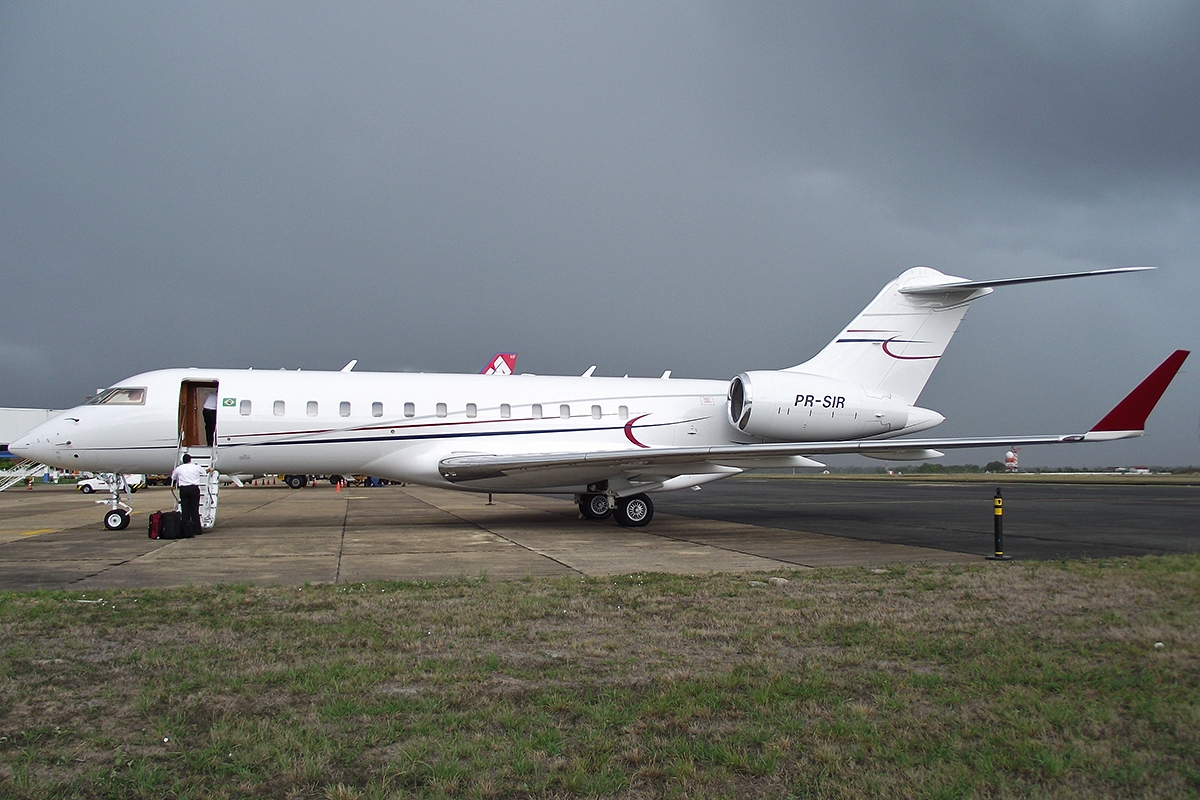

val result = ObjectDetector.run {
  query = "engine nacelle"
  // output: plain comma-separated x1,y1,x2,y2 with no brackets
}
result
727,371,912,441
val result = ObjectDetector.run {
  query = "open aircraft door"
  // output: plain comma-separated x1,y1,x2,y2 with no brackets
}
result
178,380,218,450
177,379,221,529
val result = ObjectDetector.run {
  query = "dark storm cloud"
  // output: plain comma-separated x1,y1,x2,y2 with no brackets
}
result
717,2,1200,196
1,2,1196,466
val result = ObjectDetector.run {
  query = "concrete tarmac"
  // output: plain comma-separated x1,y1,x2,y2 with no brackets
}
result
0,481,977,590
1,477,1194,590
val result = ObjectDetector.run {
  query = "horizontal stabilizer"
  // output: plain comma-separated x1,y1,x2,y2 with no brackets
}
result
1085,350,1189,439
899,266,1154,296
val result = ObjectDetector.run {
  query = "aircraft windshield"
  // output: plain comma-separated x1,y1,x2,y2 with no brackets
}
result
87,387,147,406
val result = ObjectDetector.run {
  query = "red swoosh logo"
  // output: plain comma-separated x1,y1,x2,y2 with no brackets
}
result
624,415,650,448
881,338,941,361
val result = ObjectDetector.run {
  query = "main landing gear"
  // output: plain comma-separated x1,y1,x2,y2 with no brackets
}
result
578,492,654,527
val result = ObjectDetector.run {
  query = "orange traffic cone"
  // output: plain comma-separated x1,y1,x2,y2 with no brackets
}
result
336,481,341,492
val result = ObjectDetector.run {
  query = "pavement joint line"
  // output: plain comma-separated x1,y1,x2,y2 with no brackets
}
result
67,553,145,587
645,521,817,570
411,492,585,577
647,520,972,570
334,489,351,584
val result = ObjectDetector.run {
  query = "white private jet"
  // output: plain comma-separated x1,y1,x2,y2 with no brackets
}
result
10,266,1187,531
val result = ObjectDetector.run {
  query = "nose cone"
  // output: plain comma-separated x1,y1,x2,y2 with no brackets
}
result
7,434,30,456
8,422,59,464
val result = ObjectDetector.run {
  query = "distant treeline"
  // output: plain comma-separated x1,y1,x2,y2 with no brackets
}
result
827,463,1200,475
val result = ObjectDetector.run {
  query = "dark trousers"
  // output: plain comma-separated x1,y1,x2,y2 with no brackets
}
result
203,408,217,446
179,484,202,536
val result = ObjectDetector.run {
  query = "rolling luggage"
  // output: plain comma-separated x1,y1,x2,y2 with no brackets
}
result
149,510,183,540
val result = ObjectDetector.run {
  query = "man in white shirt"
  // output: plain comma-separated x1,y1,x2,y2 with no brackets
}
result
170,454,207,536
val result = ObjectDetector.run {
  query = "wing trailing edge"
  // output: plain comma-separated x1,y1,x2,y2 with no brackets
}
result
438,350,1187,486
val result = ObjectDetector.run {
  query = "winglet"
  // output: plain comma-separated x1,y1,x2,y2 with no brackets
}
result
1085,350,1189,440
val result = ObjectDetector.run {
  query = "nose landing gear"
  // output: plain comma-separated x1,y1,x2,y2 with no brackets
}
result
103,508,130,530
94,473,134,530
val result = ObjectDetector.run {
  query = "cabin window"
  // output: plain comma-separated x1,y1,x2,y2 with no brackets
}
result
436,402,447,418
273,400,285,416
466,403,477,418
239,400,252,416
87,387,146,405
560,404,570,419
532,404,542,419
591,405,602,419
306,401,318,417
404,402,415,418
339,401,351,417
500,403,511,419
372,402,383,417
619,405,629,420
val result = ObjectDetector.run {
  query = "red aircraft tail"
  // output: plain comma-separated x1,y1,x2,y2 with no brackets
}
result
480,353,517,375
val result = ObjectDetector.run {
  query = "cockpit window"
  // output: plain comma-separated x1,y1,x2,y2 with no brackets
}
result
86,387,147,405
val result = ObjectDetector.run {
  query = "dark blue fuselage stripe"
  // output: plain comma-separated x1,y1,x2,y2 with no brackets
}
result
86,416,704,453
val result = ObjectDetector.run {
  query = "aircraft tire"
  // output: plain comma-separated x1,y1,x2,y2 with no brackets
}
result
579,493,612,520
285,475,307,489
613,494,653,527
104,509,129,531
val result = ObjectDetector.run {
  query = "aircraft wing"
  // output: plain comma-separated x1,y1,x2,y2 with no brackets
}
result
439,350,1188,486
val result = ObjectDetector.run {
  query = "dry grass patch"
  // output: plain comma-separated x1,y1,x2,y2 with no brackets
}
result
1,557,1197,798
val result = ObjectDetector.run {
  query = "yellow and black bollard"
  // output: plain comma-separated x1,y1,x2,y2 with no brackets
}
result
987,487,1012,560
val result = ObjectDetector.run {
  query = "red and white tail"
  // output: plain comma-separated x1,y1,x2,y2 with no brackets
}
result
480,353,517,375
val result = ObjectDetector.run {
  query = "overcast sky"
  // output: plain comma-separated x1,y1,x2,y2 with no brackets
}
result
2,2,1197,467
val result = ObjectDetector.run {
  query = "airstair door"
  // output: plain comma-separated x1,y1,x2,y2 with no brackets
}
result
178,381,219,451
177,380,221,529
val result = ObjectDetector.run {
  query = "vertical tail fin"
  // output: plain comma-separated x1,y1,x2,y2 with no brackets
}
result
788,265,1154,405
788,267,985,404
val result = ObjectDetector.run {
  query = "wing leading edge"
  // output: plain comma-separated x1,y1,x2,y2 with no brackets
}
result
439,350,1188,487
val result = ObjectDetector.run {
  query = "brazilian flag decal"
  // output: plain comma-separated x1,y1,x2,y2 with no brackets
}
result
222,397,236,407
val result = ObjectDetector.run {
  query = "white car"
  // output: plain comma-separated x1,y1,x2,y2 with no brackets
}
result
77,474,146,494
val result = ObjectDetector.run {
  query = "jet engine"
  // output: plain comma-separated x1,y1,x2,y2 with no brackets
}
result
727,371,913,441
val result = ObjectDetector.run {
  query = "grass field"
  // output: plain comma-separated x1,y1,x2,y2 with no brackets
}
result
2,556,1198,799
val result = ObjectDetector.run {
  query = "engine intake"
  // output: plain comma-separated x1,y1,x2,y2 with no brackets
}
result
728,371,911,441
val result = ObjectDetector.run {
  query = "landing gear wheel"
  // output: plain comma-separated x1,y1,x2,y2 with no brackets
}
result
613,494,653,527
285,474,307,489
104,509,130,531
579,493,612,520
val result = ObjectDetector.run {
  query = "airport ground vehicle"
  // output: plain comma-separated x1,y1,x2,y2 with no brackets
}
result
77,474,145,494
